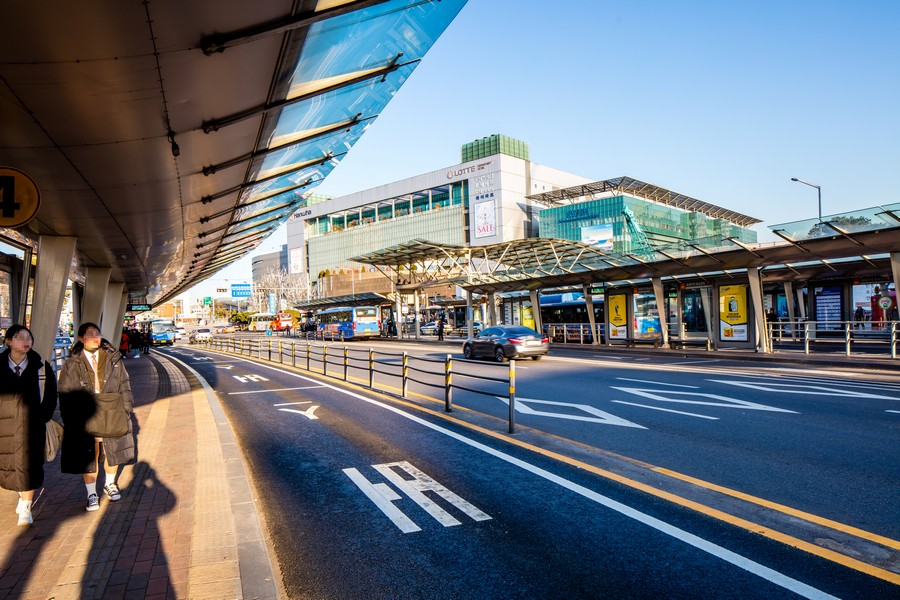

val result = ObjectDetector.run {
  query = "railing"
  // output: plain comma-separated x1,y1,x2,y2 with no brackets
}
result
202,337,521,433
768,320,898,358
542,322,603,345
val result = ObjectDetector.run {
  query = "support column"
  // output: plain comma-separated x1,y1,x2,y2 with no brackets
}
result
890,253,900,309
747,268,768,352
82,267,111,326
30,236,77,360
394,294,402,338
650,277,668,348
529,289,542,336
101,283,126,346
413,290,420,340
783,281,797,339
466,290,474,338
487,292,497,326
582,284,599,345
700,287,714,349
796,287,807,320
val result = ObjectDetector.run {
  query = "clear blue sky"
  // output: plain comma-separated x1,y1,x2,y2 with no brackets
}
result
192,0,900,301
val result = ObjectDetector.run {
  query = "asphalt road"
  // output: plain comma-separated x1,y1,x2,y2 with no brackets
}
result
161,341,900,599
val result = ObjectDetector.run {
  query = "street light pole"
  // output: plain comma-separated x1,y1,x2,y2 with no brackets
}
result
790,177,822,220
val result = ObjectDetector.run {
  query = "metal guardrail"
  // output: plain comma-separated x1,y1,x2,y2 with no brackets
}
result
202,337,521,433
767,320,898,357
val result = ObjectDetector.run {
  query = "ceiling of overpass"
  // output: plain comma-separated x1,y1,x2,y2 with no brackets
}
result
0,0,466,305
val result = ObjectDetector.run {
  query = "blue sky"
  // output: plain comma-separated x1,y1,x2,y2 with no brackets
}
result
193,0,900,301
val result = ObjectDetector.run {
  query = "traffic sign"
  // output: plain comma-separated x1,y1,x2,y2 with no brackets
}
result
231,283,251,298
127,303,151,312
216,288,227,294
0,167,41,228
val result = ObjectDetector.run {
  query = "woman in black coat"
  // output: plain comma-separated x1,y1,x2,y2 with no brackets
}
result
0,324,58,526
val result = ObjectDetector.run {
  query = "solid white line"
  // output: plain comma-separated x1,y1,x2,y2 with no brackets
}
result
887,410,900,414
616,377,698,388
611,400,719,420
218,355,837,599
228,386,324,395
273,401,312,406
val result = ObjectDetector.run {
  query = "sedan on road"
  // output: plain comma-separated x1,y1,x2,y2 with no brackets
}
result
462,325,550,361
189,328,212,343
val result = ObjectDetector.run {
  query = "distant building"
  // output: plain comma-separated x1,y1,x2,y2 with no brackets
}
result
251,244,289,285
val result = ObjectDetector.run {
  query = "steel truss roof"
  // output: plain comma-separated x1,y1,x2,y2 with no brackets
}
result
526,176,761,228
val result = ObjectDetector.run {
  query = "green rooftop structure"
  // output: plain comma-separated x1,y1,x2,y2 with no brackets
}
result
461,134,530,162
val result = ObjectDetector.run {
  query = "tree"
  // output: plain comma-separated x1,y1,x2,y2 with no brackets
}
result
253,267,311,313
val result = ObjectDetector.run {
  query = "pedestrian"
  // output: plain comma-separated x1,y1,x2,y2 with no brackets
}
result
437,319,445,341
0,325,58,526
58,322,135,512
118,329,129,359
854,306,865,329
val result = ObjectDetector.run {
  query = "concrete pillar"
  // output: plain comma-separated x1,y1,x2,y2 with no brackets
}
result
487,292,497,326
700,286,714,349
394,294,402,338
466,290,474,338
101,283,126,346
582,283,599,345
529,289,542,335
747,268,768,352
651,277,668,348
796,287,807,320
891,253,900,307
30,236,77,360
413,290,420,340
82,267,111,327
783,281,797,339
71,283,83,335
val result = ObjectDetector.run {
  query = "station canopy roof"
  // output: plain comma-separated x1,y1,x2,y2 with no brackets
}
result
351,203,900,294
0,0,467,305
527,176,762,228
294,292,388,311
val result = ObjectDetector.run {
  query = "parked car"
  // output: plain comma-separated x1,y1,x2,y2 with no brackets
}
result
453,321,483,336
462,325,550,362
53,336,73,349
175,326,186,340
190,327,212,343
420,321,439,335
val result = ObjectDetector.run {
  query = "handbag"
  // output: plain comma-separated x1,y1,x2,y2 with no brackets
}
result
84,392,129,438
45,419,63,462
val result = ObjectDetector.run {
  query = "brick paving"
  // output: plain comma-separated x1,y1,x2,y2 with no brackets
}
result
0,352,278,599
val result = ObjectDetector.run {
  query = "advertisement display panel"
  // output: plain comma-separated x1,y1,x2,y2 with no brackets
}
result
607,294,628,339
719,285,748,341
580,223,614,250
473,200,496,239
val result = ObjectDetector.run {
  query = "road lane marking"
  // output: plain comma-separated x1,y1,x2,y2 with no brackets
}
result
233,374,269,383
191,347,900,587
228,386,323,395
279,406,319,420
498,396,645,429
611,401,719,420
616,377,699,388
611,387,797,413
273,401,313,406
710,379,900,400
343,468,421,533
887,409,900,414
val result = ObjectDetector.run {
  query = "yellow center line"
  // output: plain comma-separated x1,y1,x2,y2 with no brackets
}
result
201,346,900,585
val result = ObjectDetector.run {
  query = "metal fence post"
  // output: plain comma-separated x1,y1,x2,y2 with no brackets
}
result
279,341,284,364
343,347,349,381
804,322,810,354
306,344,311,370
368,348,375,388
845,322,851,356
444,354,453,412
291,342,296,367
267,340,272,361
401,352,408,398
892,323,897,359
508,359,516,434
323,345,328,376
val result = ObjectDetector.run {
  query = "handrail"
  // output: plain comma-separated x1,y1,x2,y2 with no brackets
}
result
201,337,519,432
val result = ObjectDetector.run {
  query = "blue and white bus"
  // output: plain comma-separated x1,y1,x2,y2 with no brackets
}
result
150,319,177,346
316,306,380,339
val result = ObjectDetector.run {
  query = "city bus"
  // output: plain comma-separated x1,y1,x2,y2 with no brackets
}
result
315,306,380,339
248,312,293,332
149,319,177,346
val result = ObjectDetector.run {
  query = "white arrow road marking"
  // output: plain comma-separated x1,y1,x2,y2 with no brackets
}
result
232,374,270,383
497,396,646,428
611,387,797,413
616,377,699,388
215,365,234,370
612,400,719,420
279,406,319,420
709,379,900,400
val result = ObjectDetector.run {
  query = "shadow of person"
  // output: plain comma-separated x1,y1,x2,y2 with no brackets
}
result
80,460,176,598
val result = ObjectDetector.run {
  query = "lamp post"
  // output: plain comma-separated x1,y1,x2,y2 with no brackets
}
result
790,178,822,220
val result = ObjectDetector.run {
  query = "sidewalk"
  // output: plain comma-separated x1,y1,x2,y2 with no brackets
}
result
0,352,278,599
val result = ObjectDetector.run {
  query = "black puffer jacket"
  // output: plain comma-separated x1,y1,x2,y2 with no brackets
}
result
58,341,135,474
0,348,57,491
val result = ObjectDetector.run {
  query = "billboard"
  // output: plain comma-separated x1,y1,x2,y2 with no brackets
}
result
607,294,627,339
719,285,748,341
580,223,614,250
473,200,496,239
231,283,251,298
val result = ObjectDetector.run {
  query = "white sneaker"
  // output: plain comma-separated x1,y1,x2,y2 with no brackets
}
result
104,482,121,501
86,493,100,512
17,504,32,526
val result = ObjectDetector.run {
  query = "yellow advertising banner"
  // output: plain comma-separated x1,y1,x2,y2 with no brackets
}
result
523,306,535,330
608,294,627,339
719,285,748,341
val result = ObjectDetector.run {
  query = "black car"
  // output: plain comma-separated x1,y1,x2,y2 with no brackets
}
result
462,325,550,362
